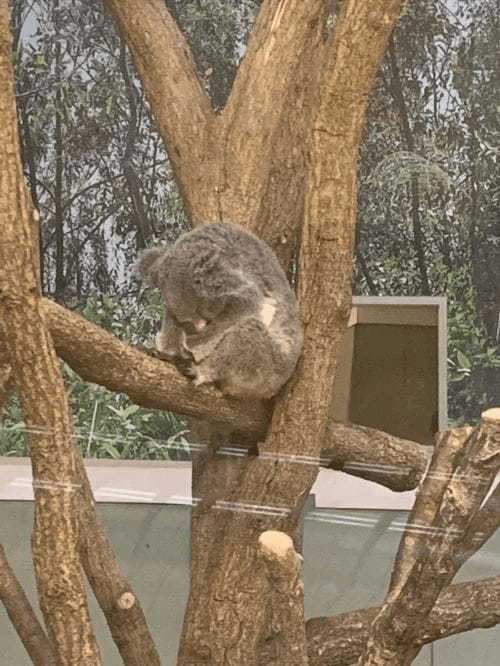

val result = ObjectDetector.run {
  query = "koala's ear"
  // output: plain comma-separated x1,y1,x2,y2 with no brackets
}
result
135,247,169,288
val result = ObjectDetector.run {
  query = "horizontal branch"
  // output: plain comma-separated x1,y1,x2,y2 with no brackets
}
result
325,422,430,491
44,298,270,439
42,298,435,491
306,576,500,666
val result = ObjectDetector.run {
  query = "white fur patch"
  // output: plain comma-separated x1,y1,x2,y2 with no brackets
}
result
275,332,292,355
260,298,277,328
192,367,211,386
194,319,207,331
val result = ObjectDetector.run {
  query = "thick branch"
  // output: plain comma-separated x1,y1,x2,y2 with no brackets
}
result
0,544,55,666
325,422,430,491
257,531,306,665
306,576,500,666
41,298,432,491
359,411,500,665
43,298,269,438
220,1,328,235
103,0,216,221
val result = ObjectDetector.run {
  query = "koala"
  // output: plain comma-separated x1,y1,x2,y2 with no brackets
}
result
136,222,303,400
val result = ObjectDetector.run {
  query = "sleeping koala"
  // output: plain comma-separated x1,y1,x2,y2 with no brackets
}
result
136,222,303,400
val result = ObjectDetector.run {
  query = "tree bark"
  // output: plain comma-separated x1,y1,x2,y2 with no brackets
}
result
324,421,430,491
0,3,101,662
0,544,55,666
103,0,330,266
0,334,14,415
306,575,500,666
358,410,500,664
175,2,405,663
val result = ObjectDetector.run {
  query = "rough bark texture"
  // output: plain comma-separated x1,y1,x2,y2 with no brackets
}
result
41,298,432,492
325,422,430,491
457,482,500,566
44,298,270,439
103,0,329,265
358,411,500,665
306,576,500,666
0,3,101,663
0,544,55,666
75,458,162,666
0,336,14,414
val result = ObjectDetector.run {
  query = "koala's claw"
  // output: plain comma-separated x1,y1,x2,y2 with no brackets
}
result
175,358,197,379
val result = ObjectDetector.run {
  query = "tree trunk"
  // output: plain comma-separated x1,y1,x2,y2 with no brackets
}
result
0,2,101,662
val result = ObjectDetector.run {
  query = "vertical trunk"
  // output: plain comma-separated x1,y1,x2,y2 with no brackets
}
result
176,1,405,662
0,3,102,661
19,98,44,289
54,69,65,298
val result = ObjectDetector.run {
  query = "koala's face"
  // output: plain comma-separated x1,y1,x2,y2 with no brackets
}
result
163,270,226,334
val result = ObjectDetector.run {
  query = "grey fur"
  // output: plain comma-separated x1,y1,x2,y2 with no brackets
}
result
136,222,303,399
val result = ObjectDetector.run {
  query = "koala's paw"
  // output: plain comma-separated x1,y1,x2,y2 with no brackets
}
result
189,364,216,388
173,357,195,378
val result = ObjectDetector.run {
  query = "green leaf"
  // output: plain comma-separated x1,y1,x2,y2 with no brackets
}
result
100,441,121,459
456,350,471,369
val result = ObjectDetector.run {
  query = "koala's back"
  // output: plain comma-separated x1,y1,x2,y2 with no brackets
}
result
139,222,303,400
171,222,291,297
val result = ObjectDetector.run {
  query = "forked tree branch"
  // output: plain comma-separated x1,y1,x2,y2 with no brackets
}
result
103,1,331,248
306,575,500,666
358,411,500,665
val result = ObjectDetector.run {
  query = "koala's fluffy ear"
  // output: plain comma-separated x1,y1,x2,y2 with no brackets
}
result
135,247,168,288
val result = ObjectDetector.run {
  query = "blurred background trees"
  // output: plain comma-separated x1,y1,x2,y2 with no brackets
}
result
2,0,498,454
